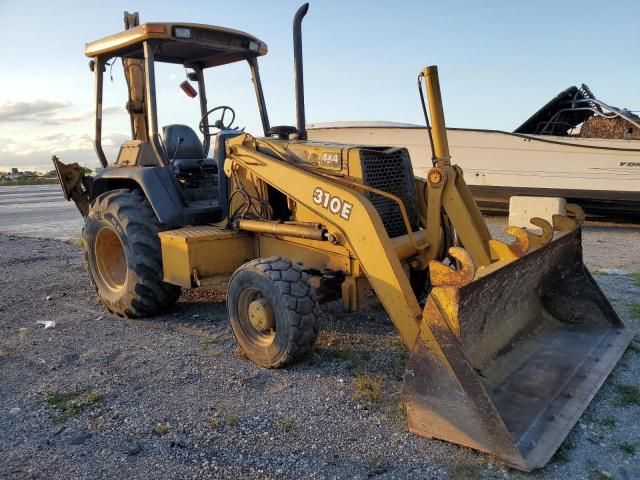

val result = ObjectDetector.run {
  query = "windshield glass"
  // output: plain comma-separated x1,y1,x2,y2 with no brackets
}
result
202,62,262,135
155,63,204,138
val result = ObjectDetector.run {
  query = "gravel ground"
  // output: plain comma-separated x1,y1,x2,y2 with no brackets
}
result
1,232,639,480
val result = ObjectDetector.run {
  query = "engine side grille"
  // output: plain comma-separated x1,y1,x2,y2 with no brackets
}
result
360,149,418,238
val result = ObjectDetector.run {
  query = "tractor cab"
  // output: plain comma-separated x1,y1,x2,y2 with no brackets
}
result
61,13,296,227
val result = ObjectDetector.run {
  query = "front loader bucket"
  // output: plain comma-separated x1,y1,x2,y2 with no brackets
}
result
402,228,632,471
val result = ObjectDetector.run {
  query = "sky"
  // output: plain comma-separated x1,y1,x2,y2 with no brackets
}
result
0,0,638,171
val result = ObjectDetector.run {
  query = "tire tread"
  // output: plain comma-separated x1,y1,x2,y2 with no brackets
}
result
84,189,181,318
228,256,320,367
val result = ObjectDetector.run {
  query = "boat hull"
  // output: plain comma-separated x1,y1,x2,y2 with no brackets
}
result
307,124,640,218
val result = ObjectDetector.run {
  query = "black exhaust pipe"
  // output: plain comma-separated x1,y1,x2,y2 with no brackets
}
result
293,3,309,140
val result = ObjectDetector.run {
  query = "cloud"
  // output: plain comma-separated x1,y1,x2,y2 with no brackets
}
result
0,99,130,171
0,100,124,125
0,131,127,171
41,106,124,125
1,132,93,156
102,132,130,148
0,147,104,171
0,100,71,122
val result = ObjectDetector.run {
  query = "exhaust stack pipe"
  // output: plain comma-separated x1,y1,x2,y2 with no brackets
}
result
293,3,309,140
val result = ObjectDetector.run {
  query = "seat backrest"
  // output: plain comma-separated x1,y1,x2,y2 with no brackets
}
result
162,124,204,160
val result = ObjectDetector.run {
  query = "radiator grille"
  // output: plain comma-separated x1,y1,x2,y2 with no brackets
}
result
360,149,418,238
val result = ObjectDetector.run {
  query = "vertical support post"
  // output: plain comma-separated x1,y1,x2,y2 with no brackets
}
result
93,57,108,167
143,41,168,165
248,57,270,136
194,67,210,156
143,41,159,139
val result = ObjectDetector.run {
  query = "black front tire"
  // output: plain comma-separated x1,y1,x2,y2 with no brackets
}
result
83,189,181,318
227,257,320,368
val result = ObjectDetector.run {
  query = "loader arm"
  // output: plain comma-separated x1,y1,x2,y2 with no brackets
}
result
224,64,633,471
225,135,424,349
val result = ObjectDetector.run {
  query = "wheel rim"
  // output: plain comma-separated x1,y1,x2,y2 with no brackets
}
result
94,226,127,292
237,287,276,347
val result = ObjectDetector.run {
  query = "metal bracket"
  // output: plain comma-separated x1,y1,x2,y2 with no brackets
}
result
553,204,585,231
489,226,531,261
52,156,90,216
428,247,475,336
123,11,140,29
526,217,554,249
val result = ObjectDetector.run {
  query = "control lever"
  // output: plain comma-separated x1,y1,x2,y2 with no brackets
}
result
171,136,184,165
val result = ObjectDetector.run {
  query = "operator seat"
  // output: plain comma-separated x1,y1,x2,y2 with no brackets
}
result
162,124,217,173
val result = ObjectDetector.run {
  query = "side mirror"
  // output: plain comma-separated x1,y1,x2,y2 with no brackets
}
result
180,80,198,98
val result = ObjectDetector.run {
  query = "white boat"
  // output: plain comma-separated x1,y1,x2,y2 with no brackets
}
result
307,86,640,218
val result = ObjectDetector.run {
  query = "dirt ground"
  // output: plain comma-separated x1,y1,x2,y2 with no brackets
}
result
2,185,640,480
1,231,639,480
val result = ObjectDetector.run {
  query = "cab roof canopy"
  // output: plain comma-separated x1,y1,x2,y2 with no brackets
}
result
85,22,268,68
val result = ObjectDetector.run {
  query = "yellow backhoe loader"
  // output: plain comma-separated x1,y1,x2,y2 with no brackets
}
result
53,4,632,471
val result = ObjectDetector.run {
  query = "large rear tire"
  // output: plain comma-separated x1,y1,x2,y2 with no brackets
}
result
227,257,320,368
83,189,181,318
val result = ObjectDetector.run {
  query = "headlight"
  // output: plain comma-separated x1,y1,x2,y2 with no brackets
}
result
174,27,192,39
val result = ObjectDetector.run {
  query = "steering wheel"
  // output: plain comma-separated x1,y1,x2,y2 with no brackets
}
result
199,105,236,136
